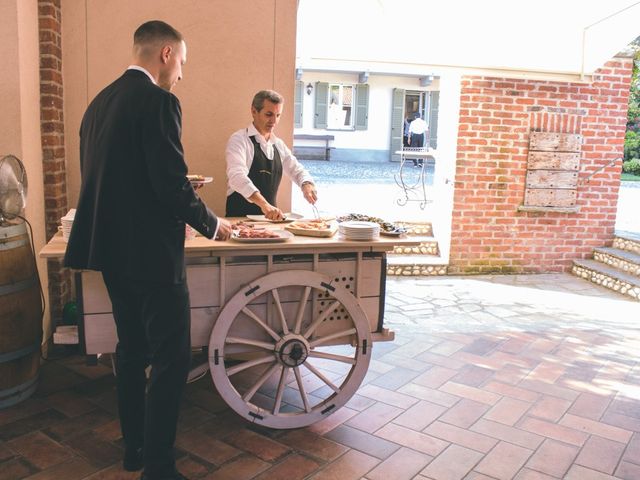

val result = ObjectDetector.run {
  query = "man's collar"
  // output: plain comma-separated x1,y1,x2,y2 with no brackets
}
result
127,65,156,85
248,123,278,143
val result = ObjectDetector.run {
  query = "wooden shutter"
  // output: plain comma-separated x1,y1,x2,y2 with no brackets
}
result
390,88,405,161
293,81,303,128
314,82,328,129
522,132,581,211
354,84,369,130
428,91,439,149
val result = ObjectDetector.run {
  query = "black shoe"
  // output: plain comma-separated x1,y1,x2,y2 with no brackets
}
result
123,447,143,472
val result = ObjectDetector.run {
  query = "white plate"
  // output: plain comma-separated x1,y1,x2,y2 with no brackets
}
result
339,221,380,230
246,213,303,223
230,229,293,243
189,176,213,185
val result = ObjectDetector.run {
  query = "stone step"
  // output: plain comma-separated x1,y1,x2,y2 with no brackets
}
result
593,247,640,277
613,232,640,255
572,259,640,301
392,236,439,256
387,255,447,276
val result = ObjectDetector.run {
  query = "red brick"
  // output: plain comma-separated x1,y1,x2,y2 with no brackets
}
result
525,439,578,477
575,435,625,474
475,441,533,480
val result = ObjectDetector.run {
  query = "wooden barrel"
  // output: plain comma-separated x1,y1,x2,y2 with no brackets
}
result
0,222,42,408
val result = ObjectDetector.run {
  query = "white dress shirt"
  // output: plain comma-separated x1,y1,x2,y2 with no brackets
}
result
127,65,156,84
409,117,428,135
226,124,314,198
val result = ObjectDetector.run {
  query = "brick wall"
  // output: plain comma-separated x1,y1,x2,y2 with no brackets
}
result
449,58,633,274
38,0,70,322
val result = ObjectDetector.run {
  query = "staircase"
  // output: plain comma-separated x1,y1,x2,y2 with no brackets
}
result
571,232,640,301
387,221,447,276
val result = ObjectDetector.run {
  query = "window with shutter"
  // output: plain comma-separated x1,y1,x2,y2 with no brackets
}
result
390,88,405,161
521,131,581,212
428,91,439,149
354,84,369,131
294,81,303,128
314,82,328,129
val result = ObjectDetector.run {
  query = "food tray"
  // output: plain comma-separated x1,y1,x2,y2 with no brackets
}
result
230,229,293,243
285,222,338,237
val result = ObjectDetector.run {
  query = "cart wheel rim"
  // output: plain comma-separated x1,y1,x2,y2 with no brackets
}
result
209,270,372,429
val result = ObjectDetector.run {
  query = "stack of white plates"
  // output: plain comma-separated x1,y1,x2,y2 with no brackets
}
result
60,209,76,240
338,221,380,241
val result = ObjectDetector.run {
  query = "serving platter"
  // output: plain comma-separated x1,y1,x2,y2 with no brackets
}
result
189,176,213,185
285,221,338,237
246,213,303,223
230,229,293,243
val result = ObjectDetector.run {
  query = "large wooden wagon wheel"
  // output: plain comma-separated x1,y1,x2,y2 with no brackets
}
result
209,270,371,429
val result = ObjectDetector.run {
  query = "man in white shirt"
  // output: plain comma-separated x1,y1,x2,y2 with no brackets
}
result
225,90,317,220
408,112,429,165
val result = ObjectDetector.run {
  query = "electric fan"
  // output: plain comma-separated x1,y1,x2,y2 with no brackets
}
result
0,154,28,224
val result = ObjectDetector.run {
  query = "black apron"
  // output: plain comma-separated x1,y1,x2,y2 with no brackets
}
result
226,134,283,217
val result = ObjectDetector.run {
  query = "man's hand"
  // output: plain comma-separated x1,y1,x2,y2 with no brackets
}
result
302,182,318,205
262,204,284,221
214,218,233,241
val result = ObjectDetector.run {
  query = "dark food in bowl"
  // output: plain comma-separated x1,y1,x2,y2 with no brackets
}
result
337,213,406,233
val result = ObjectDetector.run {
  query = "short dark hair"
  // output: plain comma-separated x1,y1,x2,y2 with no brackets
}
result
252,90,284,112
134,20,183,47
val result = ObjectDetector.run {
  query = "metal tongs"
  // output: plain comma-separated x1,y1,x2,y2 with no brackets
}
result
311,203,321,221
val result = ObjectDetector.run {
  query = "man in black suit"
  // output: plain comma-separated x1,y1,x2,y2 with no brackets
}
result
65,21,231,480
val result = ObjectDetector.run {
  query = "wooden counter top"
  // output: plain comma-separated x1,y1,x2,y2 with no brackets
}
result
40,222,421,259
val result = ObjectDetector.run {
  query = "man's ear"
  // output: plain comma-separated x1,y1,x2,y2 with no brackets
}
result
160,45,172,64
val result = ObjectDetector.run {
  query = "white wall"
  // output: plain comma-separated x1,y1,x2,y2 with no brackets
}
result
296,72,439,151
1,0,52,347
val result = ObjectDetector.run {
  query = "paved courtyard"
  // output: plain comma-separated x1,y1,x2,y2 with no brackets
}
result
2,273,640,479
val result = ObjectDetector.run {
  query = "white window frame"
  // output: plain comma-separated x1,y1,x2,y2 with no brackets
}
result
327,83,355,131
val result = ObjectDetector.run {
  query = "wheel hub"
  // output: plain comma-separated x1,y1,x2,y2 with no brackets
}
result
276,335,310,367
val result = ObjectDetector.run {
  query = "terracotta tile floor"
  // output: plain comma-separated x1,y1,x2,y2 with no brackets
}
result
2,273,640,479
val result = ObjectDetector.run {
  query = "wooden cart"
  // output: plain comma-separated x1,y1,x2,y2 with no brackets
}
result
40,226,419,429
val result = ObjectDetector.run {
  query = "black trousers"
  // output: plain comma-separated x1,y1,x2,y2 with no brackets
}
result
101,270,191,478
410,133,424,148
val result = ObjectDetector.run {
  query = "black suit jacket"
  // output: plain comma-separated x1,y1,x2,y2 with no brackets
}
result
64,69,218,284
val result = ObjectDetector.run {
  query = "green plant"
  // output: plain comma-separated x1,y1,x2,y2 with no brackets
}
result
624,45,640,160
622,158,640,175
624,130,640,160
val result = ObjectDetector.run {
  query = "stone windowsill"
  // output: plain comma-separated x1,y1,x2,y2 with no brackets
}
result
518,205,580,214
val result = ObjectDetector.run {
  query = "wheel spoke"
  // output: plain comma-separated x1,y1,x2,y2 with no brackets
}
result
307,350,356,364
293,366,312,412
271,288,289,335
293,286,312,334
272,366,288,415
242,362,280,402
226,336,275,351
304,362,340,393
302,299,340,339
241,307,281,342
226,354,275,376
309,328,357,348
